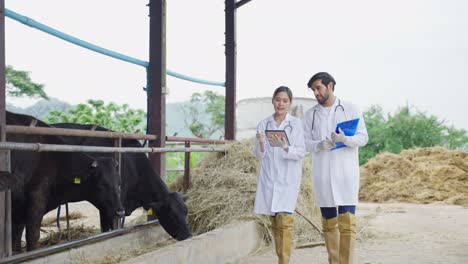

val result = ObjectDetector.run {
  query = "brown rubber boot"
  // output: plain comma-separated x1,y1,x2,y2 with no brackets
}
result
338,212,356,264
271,216,280,257
322,217,339,264
275,213,294,264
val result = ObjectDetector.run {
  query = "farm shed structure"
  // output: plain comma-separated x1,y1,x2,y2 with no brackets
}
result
0,0,253,258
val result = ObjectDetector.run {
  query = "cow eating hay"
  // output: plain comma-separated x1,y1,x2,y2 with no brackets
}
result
170,140,323,246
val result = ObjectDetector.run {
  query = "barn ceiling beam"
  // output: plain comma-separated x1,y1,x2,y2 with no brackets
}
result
235,0,252,9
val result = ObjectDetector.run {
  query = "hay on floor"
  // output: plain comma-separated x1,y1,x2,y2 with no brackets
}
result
360,146,468,206
39,224,99,247
170,140,322,246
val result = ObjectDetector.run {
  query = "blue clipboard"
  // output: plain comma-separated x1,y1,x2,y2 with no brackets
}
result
331,118,360,150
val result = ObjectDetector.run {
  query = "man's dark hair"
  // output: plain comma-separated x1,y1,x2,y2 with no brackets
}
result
307,72,336,91
272,86,293,102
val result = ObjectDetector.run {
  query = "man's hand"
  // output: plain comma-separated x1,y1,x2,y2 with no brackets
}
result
268,134,289,150
317,139,336,151
331,127,348,144
256,130,266,142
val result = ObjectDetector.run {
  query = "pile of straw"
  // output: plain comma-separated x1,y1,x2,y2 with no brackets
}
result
360,147,468,206
171,140,322,245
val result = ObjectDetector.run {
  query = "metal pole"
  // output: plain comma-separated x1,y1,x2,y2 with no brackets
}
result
0,0,12,258
0,190,11,258
56,205,61,230
183,141,191,191
6,125,156,140
148,0,167,181
65,203,70,241
112,138,122,229
166,136,230,145
225,0,237,140
0,142,225,153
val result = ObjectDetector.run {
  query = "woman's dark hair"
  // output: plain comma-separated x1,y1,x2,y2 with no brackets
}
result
307,72,336,91
272,86,293,102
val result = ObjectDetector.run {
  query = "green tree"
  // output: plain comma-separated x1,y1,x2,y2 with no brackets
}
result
45,99,146,133
6,65,48,99
384,106,444,152
445,126,468,149
184,91,225,138
359,105,468,165
359,105,386,164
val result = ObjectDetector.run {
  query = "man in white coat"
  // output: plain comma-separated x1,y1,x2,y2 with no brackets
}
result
303,72,368,264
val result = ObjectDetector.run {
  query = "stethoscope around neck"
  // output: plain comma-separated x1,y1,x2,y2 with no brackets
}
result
311,99,347,130
266,120,293,133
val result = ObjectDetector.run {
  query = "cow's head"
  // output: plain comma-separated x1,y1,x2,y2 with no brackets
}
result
76,156,126,228
147,192,191,240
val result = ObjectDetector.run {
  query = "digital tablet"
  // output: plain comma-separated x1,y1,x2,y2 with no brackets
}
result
265,130,290,147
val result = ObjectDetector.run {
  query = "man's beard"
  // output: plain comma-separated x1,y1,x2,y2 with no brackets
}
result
318,92,330,105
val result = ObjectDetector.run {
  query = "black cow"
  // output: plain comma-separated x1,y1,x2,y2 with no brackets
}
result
5,111,124,252
51,123,192,241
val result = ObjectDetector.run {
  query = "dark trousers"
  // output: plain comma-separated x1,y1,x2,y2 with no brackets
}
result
320,205,356,220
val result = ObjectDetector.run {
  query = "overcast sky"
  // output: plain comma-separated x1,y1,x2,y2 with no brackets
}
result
5,0,468,130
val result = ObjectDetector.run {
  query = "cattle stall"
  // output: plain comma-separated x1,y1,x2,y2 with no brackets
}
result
0,122,227,262
1,0,252,259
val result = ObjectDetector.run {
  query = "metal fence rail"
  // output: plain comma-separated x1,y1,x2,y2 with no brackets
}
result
0,220,161,264
0,125,230,260
6,125,156,140
0,142,224,153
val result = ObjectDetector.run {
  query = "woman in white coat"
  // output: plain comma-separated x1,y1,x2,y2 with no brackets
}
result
253,86,306,264
303,72,368,264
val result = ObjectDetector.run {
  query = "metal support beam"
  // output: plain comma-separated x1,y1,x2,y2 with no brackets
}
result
225,0,237,140
235,0,252,9
0,190,11,259
148,0,167,181
0,0,12,259
0,1,8,172
183,141,191,191
112,138,123,229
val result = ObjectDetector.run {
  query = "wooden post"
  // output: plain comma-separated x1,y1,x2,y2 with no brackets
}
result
147,0,167,181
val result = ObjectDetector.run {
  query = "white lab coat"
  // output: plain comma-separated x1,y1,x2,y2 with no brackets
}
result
253,113,306,216
303,97,368,207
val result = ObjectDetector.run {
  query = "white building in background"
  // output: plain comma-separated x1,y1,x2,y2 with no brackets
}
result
236,97,317,140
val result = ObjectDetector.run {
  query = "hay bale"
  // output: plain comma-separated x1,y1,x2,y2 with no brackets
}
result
360,146,468,206
170,140,322,245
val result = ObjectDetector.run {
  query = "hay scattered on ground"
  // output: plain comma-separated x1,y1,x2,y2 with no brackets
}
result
71,239,176,264
360,147,468,206
42,211,84,227
39,224,99,247
170,140,322,246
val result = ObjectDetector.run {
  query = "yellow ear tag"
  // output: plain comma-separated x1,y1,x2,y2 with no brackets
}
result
74,177,81,184
147,208,153,216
